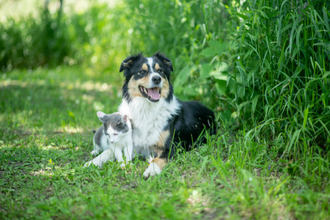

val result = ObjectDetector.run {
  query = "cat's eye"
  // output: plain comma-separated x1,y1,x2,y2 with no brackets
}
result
114,133,118,136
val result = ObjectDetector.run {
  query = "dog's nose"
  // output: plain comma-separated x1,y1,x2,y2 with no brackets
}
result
152,75,161,85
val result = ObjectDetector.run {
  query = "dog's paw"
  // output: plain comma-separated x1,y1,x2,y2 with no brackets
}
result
120,162,126,168
143,162,161,178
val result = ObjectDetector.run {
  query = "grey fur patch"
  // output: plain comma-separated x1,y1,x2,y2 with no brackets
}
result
99,113,129,135
94,126,104,148
107,114,129,133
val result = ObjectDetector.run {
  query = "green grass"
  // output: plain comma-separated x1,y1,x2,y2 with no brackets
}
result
1,67,330,219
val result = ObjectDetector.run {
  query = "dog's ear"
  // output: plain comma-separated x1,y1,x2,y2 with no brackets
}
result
153,52,173,72
119,53,143,73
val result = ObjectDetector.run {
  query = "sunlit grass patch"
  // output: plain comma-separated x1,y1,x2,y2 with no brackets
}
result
0,66,121,136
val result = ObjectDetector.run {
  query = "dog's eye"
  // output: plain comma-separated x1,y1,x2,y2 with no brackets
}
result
139,70,146,74
157,69,163,73
114,133,118,136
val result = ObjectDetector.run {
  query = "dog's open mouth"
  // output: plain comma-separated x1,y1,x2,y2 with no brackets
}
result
139,86,161,102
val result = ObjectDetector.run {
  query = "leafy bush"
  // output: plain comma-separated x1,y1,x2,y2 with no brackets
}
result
0,7,71,70
1,0,329,151
201,1,330,151
0,2,129,75
123,0,330,150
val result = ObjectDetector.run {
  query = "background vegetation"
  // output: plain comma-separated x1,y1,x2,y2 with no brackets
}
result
1,0,329,219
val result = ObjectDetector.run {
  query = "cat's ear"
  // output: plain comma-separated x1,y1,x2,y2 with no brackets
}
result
97,111,107,123
123,115,128,122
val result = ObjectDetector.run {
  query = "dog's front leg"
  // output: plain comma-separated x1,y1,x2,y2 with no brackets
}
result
143,157,167,178
143,129,172,178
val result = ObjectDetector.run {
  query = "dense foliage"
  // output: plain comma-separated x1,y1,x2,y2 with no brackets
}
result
1,0,329,150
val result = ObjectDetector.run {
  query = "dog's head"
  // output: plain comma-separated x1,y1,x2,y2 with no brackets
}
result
120,52,173,103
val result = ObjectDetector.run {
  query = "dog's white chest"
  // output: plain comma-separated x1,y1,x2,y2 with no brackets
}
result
118,97,180,155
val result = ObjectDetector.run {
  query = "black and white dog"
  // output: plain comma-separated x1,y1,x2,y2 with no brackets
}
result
118,52,215,178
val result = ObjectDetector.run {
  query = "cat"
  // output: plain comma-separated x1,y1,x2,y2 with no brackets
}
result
84,111,133,168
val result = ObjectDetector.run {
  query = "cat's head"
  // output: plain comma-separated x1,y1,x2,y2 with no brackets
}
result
97,111,130,143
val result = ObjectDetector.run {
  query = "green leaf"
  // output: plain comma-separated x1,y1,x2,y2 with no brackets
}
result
215,79,227,96
323,7,330,32
252,95,260,113
200,48,217,57
247,67,257,82
296,24,303,53
278,38,288,71
238,101,250,112
210,62,228,80
323,71,330,79
200,64,213,80
209,41,227,53
235,12,249,20
68,111,75,119
174,66,191,88
303,107,309,130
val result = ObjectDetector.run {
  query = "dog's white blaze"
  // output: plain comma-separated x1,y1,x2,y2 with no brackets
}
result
147,57,154,72
146,57,163,88
118,95,181,156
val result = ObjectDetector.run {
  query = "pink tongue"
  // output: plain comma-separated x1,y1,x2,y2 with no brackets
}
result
147,88,160,100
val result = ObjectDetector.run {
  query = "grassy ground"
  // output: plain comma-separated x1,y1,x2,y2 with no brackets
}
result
0,67,329,219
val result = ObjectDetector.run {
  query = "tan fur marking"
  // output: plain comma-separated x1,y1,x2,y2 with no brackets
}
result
155,63,160,71
156,130,170,147
150,130,170,156
123,60,133,67
152,157,167,170
164,60,171,66
128,76,151,98
160,78,170,98
142,63,148,71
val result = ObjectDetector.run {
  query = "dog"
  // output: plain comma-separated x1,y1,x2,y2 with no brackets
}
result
118,52,215,177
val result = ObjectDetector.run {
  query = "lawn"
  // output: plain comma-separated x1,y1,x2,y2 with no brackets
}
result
0,67,329,219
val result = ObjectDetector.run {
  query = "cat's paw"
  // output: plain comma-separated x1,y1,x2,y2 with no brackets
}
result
90,150,99,156
84,160,102,168
143,162,161,178
84,161,92,168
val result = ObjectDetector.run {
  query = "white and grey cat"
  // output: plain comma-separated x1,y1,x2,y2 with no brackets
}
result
84,111,133,168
